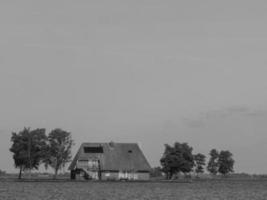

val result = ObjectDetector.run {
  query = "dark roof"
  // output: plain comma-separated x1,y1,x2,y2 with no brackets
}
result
68,142,151,171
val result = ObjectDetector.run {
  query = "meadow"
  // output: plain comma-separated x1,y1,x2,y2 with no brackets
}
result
0,179,267,200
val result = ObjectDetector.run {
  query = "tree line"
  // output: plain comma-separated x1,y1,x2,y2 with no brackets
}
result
9,128,234,180
160,142,235,179
9,127,74,179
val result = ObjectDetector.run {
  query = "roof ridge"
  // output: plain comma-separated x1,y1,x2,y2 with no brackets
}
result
81,142,139,145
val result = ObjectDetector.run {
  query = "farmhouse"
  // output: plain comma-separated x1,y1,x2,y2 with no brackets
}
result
68,142,151,180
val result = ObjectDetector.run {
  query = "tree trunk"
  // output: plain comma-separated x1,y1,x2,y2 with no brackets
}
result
29,169,31,179
169,171,173,180
166,172,171,180
165,172,169,179
54,168,58,179
18,166,22,179
27,133,32,179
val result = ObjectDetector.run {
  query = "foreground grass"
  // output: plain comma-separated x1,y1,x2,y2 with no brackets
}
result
0,179,267,200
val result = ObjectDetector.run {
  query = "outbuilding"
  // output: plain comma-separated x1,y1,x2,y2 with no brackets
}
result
68,142,151,180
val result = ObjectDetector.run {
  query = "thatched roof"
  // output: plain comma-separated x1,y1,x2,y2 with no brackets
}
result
68,142,151,171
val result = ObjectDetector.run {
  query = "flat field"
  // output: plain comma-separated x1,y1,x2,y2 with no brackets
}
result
0,179,267,200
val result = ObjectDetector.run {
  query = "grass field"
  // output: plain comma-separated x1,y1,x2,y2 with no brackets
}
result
0,179,267,200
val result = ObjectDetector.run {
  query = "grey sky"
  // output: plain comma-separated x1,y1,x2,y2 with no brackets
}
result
1,1,267,174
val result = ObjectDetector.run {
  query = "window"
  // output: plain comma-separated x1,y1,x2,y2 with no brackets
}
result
84,146,103,153
88,160,99,168
105,173,110,177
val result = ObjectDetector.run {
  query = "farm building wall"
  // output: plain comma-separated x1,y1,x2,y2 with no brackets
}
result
136,172,150,180
100,171,150,180
101,171,119,180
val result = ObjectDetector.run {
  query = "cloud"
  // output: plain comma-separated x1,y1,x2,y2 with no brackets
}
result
181,118,205,128
204,106,250,120
226,106,250,114
245,109,267,117
182,105,267,127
